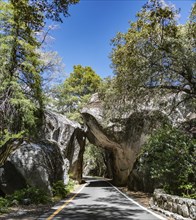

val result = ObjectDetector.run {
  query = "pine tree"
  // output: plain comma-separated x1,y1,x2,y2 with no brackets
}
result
52,65,102,121
0,0,78,165
0,0,44,136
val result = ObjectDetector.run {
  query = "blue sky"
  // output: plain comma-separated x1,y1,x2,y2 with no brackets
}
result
48,0,195,79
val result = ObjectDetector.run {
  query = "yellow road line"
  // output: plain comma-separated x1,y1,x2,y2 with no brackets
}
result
46,183,87,220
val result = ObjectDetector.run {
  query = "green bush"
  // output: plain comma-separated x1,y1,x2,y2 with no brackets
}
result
66,179,75,192
0,197,9,213
6,187,50,205
52,179,75,199
140,126,196,198
52,181,68,199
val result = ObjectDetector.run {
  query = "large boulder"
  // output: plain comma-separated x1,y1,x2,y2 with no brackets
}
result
0,111,85,195
43,111,86,182
0,140,66,195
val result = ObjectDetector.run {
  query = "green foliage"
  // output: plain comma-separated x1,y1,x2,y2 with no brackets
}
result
111,0,196,107
52,181,68,199
66,179,75,192
0,0,78,163
28,0,79,22
83,143,106,177
52,179,75,199
0,130,24,147
0,187,50,213
0,180,75,212
140,126,196,198
52,65,102,121
98,76,127,120
0,197,9,213
6,187,50,205
0,0,44,137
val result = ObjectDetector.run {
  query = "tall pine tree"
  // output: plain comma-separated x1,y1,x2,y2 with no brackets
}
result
0,0,78,165
0,0,44,136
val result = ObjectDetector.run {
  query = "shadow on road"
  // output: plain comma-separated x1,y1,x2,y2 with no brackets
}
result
54,203,149,220
38,178,160,220
85,180,111,188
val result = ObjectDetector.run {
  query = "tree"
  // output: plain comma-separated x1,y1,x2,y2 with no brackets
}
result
111,0,196,107
39,51,66,92
139,126,196,198
29,0,79,22
0,0,78,165
0,0,44,134
83,142,107,177
52,65,102,121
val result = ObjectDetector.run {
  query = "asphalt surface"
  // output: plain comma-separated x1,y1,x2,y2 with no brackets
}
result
39,177,166,220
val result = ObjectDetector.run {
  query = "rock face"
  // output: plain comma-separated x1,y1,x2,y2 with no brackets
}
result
82,94,194,187
0,140,66,195
0,111,85,195
81,93,167,186
43,111,86,182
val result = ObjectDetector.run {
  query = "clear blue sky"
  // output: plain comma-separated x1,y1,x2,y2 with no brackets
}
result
49,0,195,79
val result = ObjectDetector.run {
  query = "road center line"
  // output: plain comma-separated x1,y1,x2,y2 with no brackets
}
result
106,181,167,220
46,183,87,220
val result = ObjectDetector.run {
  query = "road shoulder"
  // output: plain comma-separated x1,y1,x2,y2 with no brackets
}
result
116,186,174,220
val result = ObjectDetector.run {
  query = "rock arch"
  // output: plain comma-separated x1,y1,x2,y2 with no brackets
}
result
81,94,169,186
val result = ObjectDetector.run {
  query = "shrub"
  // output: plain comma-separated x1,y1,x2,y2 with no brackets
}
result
140,126,196,198
52,179,75,199
6,187,50,205
52,181,68,199
0,197,9,213
66,179,75,192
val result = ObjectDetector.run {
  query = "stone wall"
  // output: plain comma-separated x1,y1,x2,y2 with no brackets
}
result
150,189,196,220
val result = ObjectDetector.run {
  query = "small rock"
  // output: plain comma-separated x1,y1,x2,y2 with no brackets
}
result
181,204,189,218
165,202,172,212
22,198,31,205
172,202,178,213
190,205,196,220
11,199,19,206
154,189,166,194
177,204,183,216
149,197,154,207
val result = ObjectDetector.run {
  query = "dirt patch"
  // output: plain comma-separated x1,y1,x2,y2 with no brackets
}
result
117,187,152,208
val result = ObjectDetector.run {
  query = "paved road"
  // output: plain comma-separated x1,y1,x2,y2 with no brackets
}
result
39,177,166,220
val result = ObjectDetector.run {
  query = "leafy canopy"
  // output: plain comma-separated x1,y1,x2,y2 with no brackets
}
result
52,65,101,121
140,126,196,198
0,0,44,135
0,0,78,134
0,0,78,164
29,0,79,22
111,0,196,104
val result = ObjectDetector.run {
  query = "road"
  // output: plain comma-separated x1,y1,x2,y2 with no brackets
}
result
39,177,166,220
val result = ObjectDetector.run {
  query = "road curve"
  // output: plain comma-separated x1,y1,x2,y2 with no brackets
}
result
39,177,166,220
